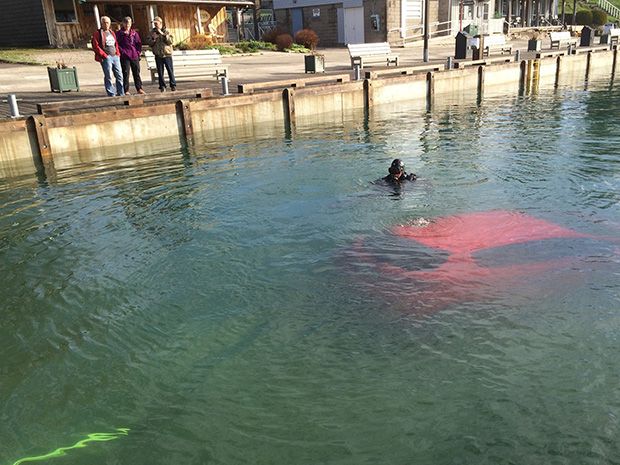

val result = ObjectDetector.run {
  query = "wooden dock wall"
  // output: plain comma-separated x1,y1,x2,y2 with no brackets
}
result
0,47,617,179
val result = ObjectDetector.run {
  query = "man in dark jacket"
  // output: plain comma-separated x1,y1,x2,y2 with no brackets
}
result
92,16,125,97
383,159,417,183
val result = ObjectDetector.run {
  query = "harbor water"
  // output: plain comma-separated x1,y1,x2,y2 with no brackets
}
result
1,77,619,464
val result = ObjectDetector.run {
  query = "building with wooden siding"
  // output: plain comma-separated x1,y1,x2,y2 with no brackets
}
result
0,0,254,47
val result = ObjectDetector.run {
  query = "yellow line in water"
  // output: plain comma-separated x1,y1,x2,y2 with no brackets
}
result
11,428,129,465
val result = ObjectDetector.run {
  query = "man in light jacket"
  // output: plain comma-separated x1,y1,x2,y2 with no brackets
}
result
146,16,177,92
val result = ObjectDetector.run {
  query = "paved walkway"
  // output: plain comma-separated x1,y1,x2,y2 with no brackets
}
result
0,36,532,118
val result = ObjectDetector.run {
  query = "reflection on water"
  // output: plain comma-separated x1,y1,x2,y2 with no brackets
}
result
0,78,619,465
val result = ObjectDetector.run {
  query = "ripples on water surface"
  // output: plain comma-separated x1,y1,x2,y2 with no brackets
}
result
1,79,620,465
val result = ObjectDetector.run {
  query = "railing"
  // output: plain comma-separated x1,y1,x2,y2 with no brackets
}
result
228,21,277,42
391,20,453,45
597,0,620,20
392,18,508,45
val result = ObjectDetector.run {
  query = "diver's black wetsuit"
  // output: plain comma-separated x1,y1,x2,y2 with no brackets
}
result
382,172,417,184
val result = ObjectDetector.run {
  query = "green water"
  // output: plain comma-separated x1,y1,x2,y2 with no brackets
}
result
1,79,619,465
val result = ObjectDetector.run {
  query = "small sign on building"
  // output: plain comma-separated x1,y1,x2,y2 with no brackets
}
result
312,8,320,17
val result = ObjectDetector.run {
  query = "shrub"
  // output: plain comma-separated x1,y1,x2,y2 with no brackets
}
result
206,44,239,55
237,40,277,52
275,33,293,51
285,43,310,53
575,9,593,25
592,9,607,26
294,29,319,50
262,27,287,44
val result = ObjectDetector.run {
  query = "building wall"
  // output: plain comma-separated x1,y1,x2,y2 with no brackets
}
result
0,0,50,46
2,1,230,48
385,0,401,43
438,0,450,31
363,0,387,42
274,8,292,33
274,5,340,45
160,4,224,41
275,0,391,45
46,0,97,47
302,4,339,45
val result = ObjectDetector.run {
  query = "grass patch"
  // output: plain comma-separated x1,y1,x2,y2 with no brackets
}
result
0,48,51,65
284,44,310,53
176,40,278,54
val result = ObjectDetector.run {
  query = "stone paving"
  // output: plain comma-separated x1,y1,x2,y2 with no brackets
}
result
0,35,532,118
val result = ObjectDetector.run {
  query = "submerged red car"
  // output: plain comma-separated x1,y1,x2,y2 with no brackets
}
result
350,211,618,313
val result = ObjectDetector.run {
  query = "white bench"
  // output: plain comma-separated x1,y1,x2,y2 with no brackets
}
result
347,42,399,69
481,34,512,56
467,35,512,56
550,31,577,49
144,49,228,83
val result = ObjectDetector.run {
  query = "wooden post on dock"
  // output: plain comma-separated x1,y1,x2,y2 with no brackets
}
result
283,88,296,135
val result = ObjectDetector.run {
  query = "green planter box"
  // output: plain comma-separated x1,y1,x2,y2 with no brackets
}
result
304,54,325,73
48,66,80,93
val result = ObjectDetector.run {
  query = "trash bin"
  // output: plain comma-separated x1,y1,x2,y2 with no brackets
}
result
464,24,478,36
528,38,542,51
455,31,470,60
581,26,595,46
305,54,325,73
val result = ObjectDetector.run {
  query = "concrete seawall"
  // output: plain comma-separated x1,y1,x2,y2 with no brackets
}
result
0,47,617,179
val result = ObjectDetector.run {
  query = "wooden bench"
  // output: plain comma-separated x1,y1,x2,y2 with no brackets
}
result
36,88,212,116
237,74,350,94
144,49,228,83
347,42,399,69
550,31,577,49
364,64,441,79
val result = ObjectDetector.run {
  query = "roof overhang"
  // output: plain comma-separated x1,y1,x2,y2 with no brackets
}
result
79,0,255,6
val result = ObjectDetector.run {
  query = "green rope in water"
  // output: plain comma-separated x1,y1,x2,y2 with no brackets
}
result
11,428,129,465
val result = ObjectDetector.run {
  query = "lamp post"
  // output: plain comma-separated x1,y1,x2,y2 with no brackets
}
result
561,0,565,25
572,0,577,26
423,0,430,62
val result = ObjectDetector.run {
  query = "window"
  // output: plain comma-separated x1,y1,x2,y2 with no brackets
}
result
405,0,422,20
104,4,133,23
53,0,77,23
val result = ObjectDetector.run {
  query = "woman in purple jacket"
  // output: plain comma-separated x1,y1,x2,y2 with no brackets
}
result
116,16,145,94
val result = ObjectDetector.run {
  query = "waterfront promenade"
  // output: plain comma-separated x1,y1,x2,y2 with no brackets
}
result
0,36,531,118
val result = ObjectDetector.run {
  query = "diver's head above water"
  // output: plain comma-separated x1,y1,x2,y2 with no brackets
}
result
384,159,416,183
389,159,405,177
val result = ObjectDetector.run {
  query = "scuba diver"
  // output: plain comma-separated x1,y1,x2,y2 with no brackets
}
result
383,159,417,184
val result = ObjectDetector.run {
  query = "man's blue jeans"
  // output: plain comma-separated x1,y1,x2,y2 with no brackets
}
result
100,55,124,97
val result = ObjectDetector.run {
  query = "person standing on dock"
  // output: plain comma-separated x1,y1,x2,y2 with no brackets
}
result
116,16,145,95
147,16,177,92
92,16,125,97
